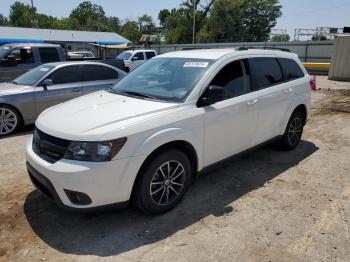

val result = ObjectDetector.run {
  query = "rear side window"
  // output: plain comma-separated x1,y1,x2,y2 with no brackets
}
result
250,57,283,90
38,48,60,63
49,65,81,85
145,51,156,59
82,65,117,81
277,58,304,81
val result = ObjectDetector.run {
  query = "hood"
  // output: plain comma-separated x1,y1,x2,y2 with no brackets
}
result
0,82,30,95
36,90,179,141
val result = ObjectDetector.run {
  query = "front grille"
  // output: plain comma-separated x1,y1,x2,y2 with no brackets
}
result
33,127,70,163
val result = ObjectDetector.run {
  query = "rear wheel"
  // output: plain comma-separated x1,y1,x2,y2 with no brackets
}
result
133,150,192,214
278,111,304,150
0,105,21,137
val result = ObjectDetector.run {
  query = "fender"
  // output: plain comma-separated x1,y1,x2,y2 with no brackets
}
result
131,127,204,170
279,93,310,134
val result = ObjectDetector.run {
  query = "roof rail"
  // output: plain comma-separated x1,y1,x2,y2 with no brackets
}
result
237,46,291,52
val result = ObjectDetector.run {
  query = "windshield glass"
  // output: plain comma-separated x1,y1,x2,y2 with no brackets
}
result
0,46,10,58
111,58,214,102
13,64,55,86
117,51,132,60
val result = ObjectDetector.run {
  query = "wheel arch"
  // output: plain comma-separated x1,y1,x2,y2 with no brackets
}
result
0,103,24,124
130,140,199,200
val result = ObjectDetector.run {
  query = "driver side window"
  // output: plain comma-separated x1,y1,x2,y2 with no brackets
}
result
7,48,34,64
133,52,145,60
210,59,251,100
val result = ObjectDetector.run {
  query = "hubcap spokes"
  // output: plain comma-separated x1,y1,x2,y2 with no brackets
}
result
0,108,17,135
150,160,185,206
288,117,302,145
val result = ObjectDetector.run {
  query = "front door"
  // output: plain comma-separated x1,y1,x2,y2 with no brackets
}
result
202,59,259,165
34,65,82,116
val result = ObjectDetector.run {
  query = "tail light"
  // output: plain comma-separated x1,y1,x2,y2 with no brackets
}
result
310,76,317,90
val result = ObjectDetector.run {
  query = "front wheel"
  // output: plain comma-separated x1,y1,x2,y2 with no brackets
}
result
0,105,21,137
133,150,192,214
278,111,304,150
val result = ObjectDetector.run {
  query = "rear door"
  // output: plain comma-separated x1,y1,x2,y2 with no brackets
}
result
80,64,119,94
33,65,82,115
249,57,286,145
37,47,61,64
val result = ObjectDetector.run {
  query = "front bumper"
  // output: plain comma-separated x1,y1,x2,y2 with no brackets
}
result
26,138,145,210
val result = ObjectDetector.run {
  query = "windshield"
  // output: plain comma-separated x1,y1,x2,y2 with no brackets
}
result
13,64,55,86
0,46,10,58
117,51,132,60
111,58,214,102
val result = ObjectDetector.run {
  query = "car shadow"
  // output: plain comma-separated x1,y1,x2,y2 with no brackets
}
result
24,140,318,257
0,124,34,139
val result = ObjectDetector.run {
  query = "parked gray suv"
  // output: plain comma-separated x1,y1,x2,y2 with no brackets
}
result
0,61,126,136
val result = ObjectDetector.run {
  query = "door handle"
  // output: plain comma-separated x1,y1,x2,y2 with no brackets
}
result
72,87,80,92
247,99,258,105
283,88,293,93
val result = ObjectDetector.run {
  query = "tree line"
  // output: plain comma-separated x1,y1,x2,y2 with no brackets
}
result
0,0,284,44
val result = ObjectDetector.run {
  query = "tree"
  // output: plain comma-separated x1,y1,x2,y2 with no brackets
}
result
138,15,156,35
200,0,282,42
0,14,9,26
271,34,290,42
121,20,140,44
311,34,328,41
69,1,108,31
158,0,214,44
9,1,36,27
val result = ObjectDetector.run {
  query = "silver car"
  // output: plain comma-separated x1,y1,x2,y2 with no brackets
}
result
0,61,126,136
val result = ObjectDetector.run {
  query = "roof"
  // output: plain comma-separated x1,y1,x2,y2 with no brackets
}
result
0,26,131,45
3,43,60,48
124,49,157,53
158,48,298,60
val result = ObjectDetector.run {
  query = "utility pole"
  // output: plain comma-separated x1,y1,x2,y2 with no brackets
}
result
30,0,35,27
192,0,196,44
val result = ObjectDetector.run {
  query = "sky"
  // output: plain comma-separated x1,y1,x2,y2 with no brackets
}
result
0,0,349,39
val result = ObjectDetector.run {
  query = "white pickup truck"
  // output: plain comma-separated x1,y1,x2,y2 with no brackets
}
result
117,49,157,72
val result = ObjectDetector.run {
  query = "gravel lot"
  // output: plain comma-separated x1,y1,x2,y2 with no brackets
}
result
1,76,350,262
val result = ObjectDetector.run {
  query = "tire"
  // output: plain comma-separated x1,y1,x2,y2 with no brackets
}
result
125,67,130,73
278,111,304,150
133,149,192,214
0,105,21,137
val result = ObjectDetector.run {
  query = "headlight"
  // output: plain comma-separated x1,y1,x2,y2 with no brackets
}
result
64,137,127,162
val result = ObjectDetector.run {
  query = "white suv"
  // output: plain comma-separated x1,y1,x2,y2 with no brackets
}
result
117,49,157,72
26,49,311,214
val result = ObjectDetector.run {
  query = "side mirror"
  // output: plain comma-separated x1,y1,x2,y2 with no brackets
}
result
197,85,226,107
1,55,17,67
42,79,53,90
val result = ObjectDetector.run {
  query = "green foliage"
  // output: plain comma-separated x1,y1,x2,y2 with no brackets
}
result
9,1,35,27
1,0,282,44
0,14,9,26
311,34,328,41
270,34,290,42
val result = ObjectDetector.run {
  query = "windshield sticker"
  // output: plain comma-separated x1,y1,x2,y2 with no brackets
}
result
183,62,209,68
40,68,50,72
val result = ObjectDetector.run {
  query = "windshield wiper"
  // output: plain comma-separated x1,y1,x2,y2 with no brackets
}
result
12,81,18,85
117,90,157,100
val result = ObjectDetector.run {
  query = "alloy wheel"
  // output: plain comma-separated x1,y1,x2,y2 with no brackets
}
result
0,108,18,136
288,117,302,145
149,160,186,206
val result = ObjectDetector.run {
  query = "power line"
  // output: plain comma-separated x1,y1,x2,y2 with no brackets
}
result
281,3,350,18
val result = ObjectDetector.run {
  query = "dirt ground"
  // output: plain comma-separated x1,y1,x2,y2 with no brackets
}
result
0,76,350,262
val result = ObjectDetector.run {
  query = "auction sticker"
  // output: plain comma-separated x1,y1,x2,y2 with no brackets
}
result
183,62,209,68
40,68,50,72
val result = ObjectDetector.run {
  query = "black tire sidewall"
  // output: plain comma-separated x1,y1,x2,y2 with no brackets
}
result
134,149,192,214
281,111,304,150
